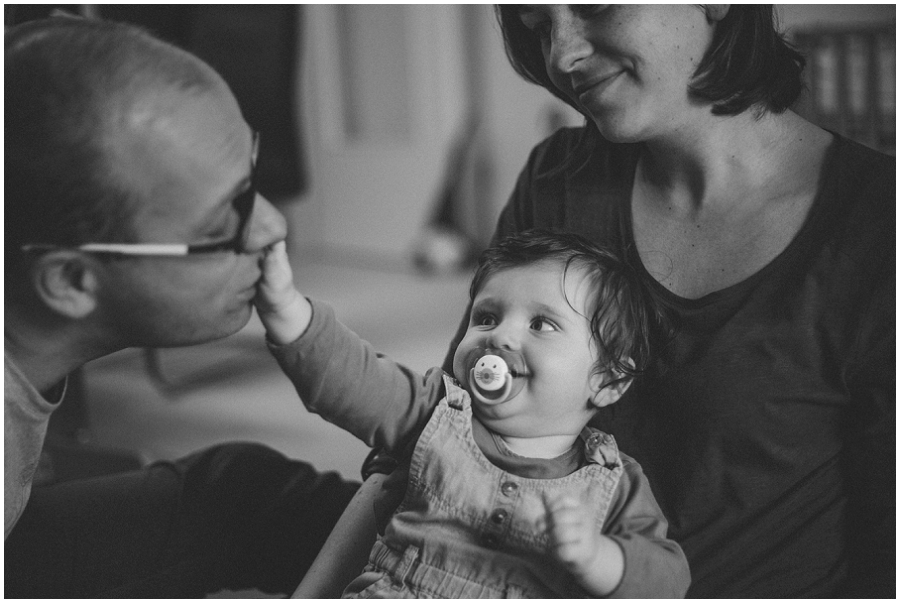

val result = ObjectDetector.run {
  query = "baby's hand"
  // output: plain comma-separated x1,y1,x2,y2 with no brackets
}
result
542,494,624,596
254,240,312,345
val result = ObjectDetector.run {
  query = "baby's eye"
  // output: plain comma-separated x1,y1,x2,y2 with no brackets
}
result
474,313,497,327
530,317,557,332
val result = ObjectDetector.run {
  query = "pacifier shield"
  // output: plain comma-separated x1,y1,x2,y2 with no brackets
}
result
472,354,508,391
465,349,526,406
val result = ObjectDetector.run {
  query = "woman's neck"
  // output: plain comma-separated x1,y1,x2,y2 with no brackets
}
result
637,109,816,211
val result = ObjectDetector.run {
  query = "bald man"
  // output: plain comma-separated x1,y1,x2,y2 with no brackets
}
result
5,18,357,597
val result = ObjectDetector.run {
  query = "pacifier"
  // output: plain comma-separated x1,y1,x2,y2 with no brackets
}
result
465,347,526,405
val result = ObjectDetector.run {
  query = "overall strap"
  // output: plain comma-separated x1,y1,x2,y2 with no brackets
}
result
581,426,621,469
441,374,469,411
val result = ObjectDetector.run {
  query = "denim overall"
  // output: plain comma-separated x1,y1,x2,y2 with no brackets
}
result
344,375,624,598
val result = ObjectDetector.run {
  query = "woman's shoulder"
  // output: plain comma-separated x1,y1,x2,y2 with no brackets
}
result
830,135,894,195
820,135,894,272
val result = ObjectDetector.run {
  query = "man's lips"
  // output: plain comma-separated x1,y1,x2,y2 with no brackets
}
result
242,275,263,300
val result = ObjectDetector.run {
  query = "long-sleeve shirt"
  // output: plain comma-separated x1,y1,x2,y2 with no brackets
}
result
4,352,62,539
270,299,690,597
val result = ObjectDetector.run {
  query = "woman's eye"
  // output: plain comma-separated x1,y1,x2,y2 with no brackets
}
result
520,13,551,39
575,5,610,19
530,317,557,332
532,21,551,40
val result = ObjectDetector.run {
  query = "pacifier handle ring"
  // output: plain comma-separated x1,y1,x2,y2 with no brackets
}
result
469,370,513,405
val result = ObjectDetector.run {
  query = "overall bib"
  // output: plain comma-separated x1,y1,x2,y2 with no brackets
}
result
344,375,624,598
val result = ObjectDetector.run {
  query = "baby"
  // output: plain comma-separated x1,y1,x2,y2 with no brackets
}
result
256,230,689,598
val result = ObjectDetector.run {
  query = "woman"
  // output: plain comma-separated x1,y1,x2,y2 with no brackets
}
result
456,4,892,598
296,5,893,598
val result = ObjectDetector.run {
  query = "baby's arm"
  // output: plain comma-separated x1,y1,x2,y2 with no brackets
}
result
255,242,439,450
542,454,690,598
255,241,312,345
543,495,625,596
593,455,691,597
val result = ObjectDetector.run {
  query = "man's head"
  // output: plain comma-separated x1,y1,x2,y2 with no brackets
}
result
6,18,287,348
453,230,667,441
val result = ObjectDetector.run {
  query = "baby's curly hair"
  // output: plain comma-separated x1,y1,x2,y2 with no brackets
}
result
470,229,673,389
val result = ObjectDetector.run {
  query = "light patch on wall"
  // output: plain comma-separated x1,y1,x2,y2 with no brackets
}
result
336,5,412,143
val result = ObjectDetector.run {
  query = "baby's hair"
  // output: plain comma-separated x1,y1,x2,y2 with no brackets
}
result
470,229,672,389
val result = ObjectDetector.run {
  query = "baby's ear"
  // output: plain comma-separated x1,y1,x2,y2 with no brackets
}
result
589,359,633,408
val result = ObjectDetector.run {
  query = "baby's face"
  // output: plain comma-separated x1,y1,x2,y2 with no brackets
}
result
453,261,602,440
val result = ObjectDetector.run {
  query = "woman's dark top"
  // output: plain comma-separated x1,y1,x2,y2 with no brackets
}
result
446,128,895,597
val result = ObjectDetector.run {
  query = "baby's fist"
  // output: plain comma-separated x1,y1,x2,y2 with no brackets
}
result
256,240,296,314
254,240,311,345
543,495,599,571
541,493,624,596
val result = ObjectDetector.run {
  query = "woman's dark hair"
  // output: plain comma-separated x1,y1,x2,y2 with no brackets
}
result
470,229,673,389
496,5,805,118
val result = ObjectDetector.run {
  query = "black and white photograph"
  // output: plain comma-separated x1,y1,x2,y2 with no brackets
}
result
4,4,895,598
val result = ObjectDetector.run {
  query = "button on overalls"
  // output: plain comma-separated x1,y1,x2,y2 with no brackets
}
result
344,375,624,598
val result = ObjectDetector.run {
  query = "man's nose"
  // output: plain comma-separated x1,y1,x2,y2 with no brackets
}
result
549,16,592,75
244,194,287,253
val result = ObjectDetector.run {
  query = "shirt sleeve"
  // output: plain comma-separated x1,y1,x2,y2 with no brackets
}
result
602,454,691,598
268,298,445,455
838,262,895,597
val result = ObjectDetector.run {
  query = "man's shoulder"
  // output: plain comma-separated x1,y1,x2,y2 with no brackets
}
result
4,350,65,412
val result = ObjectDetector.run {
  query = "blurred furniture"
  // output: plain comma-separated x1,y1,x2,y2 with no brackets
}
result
793,25,895,154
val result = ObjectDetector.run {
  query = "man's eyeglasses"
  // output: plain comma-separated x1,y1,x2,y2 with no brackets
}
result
21,132,260,257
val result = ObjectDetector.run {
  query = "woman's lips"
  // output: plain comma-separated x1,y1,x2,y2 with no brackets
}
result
574,71,623,102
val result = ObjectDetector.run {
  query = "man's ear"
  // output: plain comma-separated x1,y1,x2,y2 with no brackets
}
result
704,5,730,23
30,252,99,319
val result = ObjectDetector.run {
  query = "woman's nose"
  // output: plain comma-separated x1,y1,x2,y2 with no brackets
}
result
244,194,288,253
549,15,592,75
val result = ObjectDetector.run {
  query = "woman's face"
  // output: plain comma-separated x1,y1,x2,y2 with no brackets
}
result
517,5,721,142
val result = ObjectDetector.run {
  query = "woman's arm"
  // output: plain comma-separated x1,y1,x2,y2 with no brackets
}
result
839,268,895,597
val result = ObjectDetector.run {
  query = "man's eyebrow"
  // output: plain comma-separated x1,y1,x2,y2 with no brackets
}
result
197,132,256,227
212,129,256,209
196,175,250,230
